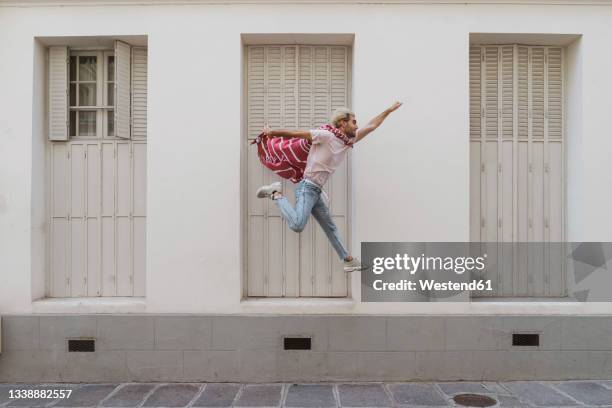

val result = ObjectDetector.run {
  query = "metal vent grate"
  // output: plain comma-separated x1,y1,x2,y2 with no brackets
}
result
283,337,311,350
68,339,95,352
512,333,539,346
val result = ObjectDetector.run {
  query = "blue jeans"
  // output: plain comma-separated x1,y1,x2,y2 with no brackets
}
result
274,180,349,260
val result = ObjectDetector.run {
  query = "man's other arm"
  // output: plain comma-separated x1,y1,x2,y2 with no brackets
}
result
265,129,312,143
354,101,402,143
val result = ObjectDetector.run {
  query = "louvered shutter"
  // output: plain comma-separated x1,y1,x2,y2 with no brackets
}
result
48,46,69,141
469,47,482,242
114,40,131,139
328,46,349,297
246,45,349,298
470,44,564,298
298,46,313,129
280,46,300,297
469,47,482,142
482,46,498,248
517,46,529,141
501,46,514,141
531,47,545,141
484,47,498,141
131,47,147,138
547,48,562,141
247,46,265,139
264,46,285,297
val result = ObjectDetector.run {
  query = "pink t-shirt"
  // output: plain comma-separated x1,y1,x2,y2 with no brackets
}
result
303,129,351,187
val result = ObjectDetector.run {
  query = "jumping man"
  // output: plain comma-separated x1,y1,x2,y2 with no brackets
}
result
256,102,403,272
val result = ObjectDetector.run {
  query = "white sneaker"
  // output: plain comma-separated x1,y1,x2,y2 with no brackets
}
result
256,181,282,198
343,257,368,273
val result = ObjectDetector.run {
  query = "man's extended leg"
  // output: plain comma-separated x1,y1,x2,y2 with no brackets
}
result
311,195,349,260
311,196,367,272
274,182,319,233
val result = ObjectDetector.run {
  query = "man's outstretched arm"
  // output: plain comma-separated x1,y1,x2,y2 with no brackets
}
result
264,129,312,143
354,101,402,143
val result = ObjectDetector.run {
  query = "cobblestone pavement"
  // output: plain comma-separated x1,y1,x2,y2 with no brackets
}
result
1,380,612,407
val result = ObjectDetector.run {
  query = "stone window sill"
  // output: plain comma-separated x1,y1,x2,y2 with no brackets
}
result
32,297,146,314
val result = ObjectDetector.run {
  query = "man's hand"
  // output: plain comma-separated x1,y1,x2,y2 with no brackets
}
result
387,101,402,113
262,123,271,137
354,101,402,143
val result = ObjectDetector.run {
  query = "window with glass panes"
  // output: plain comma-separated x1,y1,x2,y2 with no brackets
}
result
69,51,115,138
48,44,148,298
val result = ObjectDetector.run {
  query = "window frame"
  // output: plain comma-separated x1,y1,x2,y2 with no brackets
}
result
69,50,116,140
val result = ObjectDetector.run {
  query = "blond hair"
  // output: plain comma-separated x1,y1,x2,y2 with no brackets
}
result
330,108,355,128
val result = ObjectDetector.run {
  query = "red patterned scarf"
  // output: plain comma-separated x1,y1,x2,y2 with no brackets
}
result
251,124,353,183
319,124,355,148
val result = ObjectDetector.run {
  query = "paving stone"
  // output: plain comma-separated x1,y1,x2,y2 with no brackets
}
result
598,380,612,389
553,381,612,405
502,381,577,406
0,384,18,404
482,382,514,395
285,384,336,408
337,384,391,407
192,384,241,407
388,383,448,406
54,384,118,407
142,384,200,407
5,385,79,407
437,382,489,396
597,380,612,390
234,384,282,407
100,383,156,407
495,395,527,407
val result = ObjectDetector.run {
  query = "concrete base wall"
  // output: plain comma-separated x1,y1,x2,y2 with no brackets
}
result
1,315,611,382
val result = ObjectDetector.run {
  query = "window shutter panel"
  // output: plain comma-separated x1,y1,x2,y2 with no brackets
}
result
547,47,562,140
283,46,298,129
114,40,131,139
266,46,282,129
469,46,481,141
48,46,69,141
298,46,313,129
501,46,513,140
469,46,482,242
330,47,347,111
484,46,498,140
313,46,330,127
264,46,284,297
246,46,266,297
517,46,529,140
247,46,265,139
531,47,545,140
131,47,147,138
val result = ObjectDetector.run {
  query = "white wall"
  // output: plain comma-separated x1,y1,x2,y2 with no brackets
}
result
1,1,612,314
565,37,583,242
32,39,47,302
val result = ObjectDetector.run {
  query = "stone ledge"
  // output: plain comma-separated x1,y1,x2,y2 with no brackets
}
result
31,297,146,314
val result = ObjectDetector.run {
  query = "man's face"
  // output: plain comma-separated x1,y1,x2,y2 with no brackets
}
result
341,115,358,137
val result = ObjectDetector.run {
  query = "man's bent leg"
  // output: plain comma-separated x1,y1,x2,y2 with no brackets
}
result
311,196,349,260
274,182,319,233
